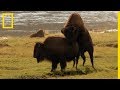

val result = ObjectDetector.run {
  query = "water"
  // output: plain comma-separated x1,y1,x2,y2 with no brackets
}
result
0,11,117,25
0,11,118,36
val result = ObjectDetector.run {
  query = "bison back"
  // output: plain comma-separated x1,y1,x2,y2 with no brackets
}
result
44,36,79,57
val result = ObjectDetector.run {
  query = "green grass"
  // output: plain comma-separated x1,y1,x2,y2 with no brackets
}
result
0,32,118,79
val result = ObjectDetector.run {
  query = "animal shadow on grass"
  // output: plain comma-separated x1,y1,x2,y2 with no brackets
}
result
18,75,48,79
46,67,95,77
18,67,96,79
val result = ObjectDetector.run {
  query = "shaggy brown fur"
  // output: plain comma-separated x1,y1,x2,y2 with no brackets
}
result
64,13,84,29
61,13,95,69
33,36,79,72
30,30,44,38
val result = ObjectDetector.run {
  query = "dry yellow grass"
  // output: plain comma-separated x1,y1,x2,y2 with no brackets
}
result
0,32,118,79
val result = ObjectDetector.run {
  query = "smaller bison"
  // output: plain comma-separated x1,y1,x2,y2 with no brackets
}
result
30,30,44,38
33,36,79,72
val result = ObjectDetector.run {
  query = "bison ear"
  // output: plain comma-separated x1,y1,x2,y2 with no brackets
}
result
61,28,65,34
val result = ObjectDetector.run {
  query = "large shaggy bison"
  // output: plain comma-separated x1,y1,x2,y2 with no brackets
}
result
33,36,79,72
61,13,95,69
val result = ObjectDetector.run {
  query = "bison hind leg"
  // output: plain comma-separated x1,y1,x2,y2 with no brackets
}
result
81,52,86,66
73,56,79,70
88,49,97,71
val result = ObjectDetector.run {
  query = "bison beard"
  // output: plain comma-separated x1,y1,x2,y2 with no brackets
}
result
33,36,79,72
61,13,95,70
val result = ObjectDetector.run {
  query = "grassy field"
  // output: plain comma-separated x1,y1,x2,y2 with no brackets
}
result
0,32,118,79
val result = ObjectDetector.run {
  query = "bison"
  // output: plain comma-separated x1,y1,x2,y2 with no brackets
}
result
30,30,44,38
61,13,95,69
33,36,79,72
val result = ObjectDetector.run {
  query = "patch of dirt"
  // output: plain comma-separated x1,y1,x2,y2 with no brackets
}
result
106,43,118,48
94,56,103,58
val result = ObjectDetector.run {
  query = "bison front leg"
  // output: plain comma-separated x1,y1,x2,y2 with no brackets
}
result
51,61,59,72
60,60,67,72
75,56,79,70
73,59,75,68
73,57,79,70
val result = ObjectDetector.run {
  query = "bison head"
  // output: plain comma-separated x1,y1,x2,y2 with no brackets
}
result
61,25,81,43
33,42,44,63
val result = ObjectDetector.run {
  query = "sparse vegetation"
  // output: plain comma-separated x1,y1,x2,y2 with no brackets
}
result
0,32,117,79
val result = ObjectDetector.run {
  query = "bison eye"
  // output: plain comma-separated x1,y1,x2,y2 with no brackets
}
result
38,44,41,47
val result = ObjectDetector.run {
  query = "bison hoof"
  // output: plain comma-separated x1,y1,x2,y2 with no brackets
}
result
51,69,56,72
76,67,78,71
61,69,65,72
